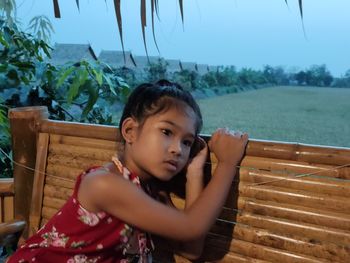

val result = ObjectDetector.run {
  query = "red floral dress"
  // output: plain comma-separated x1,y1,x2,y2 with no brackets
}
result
8,163,154,263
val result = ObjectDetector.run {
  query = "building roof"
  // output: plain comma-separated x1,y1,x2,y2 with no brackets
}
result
165,59,181,73
196,64,209,75
132,55,162,70
180,61,197,72
208,65,219,72
48,43,97,65
98,50,137,69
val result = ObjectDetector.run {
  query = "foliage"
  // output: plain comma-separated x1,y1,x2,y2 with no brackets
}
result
27,15,54,43
0,19,130,178
332,70,350,88
172,69,200,91
146,59,168,83
0,0,16,26
294,64,333,87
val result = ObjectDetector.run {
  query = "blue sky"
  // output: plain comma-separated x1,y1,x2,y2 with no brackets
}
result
17,0,350,76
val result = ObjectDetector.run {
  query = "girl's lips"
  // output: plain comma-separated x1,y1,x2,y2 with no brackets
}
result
164,160,178,171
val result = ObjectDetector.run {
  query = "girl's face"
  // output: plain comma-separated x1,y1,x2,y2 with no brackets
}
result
123,104,197,181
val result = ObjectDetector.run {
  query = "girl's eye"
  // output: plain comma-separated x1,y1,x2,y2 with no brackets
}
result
183,140,193,147
161,129,172,136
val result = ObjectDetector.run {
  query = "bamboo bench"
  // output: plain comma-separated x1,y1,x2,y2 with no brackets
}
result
1,106,350,262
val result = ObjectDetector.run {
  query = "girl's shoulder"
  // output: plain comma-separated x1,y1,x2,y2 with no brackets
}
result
77,162,125,213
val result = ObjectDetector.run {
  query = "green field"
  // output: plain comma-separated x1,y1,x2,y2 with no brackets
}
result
198,86,350,148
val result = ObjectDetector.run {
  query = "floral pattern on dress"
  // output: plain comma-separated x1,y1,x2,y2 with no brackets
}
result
67,254,100,263
77,206,106,226
40,226,69,248
70,241,86,249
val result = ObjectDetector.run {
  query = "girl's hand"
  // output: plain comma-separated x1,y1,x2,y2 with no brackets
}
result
186,137,208,179
208,128,248,166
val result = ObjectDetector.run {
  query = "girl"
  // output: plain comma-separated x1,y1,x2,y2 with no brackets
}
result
8,80,248,262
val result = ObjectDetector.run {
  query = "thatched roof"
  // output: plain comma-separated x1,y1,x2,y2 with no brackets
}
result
196,64,209,75
48,43,97,65
133,55,162,70
98,50,137,69
180,61,197,72
208,65,219,72
165,59,181,73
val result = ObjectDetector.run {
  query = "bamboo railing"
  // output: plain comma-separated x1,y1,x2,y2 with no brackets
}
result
0,178,14,223
2,106,350,262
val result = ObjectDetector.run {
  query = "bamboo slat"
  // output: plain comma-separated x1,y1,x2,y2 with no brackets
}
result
47,155,106,170
43,185,73,201
0,178,14,194
50,134,118,150
43,196,66,210
46,164,84,180
206,235,330,263
210,223,349,262
246,140,350,166
238,183,350,213
41,206,58,221
45,175,75,189
236,212,350,246
40,119,121,141
3,196,14,222
237,197,350,231
240,168,350,197
49,143,116,162
172,189,350,232
241,156,350,179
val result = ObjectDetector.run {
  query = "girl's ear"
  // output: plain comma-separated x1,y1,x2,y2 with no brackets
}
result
121,117,139,144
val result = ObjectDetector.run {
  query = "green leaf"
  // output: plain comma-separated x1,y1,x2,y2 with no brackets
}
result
81,85,98,120
103,75,116,95
67,75,81,103
57,66,75,87
92,68,103,86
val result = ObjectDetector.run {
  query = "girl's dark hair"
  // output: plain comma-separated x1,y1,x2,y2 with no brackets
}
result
119,79,203,136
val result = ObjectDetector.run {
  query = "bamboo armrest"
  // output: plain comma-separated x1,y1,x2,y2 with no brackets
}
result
0,219,26,247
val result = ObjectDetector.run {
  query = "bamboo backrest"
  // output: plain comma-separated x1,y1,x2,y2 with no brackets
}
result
29,119,350,263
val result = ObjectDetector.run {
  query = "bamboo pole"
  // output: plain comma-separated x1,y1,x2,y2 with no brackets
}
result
41,206,58,221
49,143,116,161
50,134,118,150
237,197,350,231
8,106,48,235
205,234,332,263
43,185,73,201
45,175,75,189
39,119,121,141
236,212,350,246
46,164,84,180
47,155,106,170
238,183,350,214
29,133,49,237
239,168,350,197
43,196,65,210
241,156,350,179
211,223,349,262
246,140,350,166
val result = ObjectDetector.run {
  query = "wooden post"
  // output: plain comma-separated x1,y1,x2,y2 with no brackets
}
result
8,106,48,237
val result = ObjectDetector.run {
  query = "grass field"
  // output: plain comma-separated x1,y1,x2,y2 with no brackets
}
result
198,86,350,148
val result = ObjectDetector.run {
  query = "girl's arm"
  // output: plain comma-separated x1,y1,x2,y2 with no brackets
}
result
79,129,248,242
177,137,207,259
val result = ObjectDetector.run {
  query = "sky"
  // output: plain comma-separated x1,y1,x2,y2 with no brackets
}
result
16,0,350,77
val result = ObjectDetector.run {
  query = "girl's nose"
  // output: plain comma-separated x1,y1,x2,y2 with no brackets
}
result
169,141,182,156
